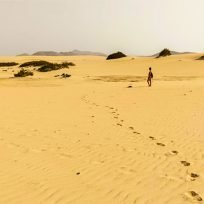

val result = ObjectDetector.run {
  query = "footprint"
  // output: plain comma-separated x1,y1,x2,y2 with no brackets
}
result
117,123,123,127
165,150,178,156
186,191,203,202
189,173,199,181
180,161,191,166
149,136,156,140
133,131,141,135
129,127,134,130
156,142,165,147
172,150,178,154
191,173,199,178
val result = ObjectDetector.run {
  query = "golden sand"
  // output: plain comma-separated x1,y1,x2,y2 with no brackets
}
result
0,54,203,203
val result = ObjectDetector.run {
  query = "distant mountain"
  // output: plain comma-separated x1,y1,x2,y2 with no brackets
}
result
17,53,30,56
60,50,106,56
151,50,194,57
32,51,60,56
17,50,106,57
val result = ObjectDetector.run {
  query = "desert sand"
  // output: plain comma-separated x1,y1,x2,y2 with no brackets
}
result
0,54,204,204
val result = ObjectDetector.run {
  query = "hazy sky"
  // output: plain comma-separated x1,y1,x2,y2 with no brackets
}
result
0,0,204,55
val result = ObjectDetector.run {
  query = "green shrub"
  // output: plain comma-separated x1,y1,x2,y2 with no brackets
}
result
19,60,51,67
0,62,18,67
19,61,75,72
38,64,58,72
54,73,71,78
65,62,76,66
37,62,74,72
61,73,71,78
14,69,34,77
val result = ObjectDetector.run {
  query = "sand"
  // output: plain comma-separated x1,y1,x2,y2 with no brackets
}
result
0,54,204,203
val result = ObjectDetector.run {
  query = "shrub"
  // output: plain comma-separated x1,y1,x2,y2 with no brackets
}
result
0,62,18,67
65,62,76,66
106,52,127,60
54,62,75,68
157,49,171,58
61,73,71,78
56,62,70,69
14,69,34,77
19,61,75,72
19,60,51,67
55,73,71,78
37,62,74,72
38,64,58,72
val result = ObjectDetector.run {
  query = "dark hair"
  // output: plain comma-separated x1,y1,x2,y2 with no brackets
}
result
149,67,152,70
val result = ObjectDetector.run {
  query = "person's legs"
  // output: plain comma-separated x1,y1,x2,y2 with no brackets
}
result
147,78,151,86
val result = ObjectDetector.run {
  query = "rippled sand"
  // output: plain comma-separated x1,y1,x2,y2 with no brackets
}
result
0,54,203,203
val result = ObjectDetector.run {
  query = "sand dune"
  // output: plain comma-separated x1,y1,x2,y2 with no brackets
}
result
0,54,204,203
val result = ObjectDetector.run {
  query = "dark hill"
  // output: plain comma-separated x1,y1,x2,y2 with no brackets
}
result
156,49,171,58
106,52,127,60
152,50,194,57
197,56,204,60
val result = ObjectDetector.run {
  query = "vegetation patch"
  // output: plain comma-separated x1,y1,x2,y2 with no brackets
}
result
106,52,127,60
19,60,51,67
19,60,75,72
55,73,71,78
37,62,75,72
14,69,34,77
0,62,18,67
61,73,71,78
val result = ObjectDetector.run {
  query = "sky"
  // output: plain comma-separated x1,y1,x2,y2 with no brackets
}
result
0,0,204,56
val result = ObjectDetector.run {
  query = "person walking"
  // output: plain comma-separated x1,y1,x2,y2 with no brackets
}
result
147,67,153,87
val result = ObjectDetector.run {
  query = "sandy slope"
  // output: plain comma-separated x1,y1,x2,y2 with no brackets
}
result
0,54,204,204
